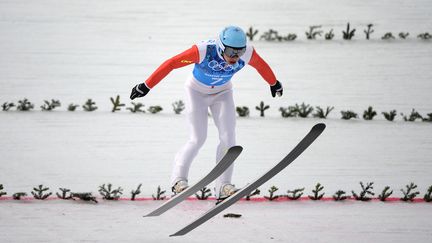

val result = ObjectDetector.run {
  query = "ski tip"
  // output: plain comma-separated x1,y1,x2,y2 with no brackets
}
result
230,145,243,153
313,123,326,131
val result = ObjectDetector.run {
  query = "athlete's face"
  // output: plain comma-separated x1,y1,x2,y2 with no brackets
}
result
223,53,240,65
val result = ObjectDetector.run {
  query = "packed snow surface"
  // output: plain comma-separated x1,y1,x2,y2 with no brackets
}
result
1,0,431,242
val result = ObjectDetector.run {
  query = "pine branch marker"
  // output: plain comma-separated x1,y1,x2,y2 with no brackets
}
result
333,190,348,201
71,192,98,203
264,186,280,201
110,95,125,112
148,106,163,114
378,186,393,201
83,99,98,112
195,186,212,200
32,185,52,200
17,98,34,111
131,184,142,201
172,100,185,114
256,101,270,117
98,183,123,200
287,188,305,200
127,102,145,113
245,188,260,200
56,188,72,200
424,185,432,202
382,110,397,121
400,182,420,202
13,192,27,200
308,183,325,200
313,106,334,118
0,184,7,197
2,102,15,111
363,106,377,120
152,186,166,200
41,99,61,111
352,182,375,201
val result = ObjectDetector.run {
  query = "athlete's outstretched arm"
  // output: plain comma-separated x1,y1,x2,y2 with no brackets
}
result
248,49,283,97
130,46,199,100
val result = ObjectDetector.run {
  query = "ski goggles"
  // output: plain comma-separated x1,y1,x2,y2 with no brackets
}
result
223,46,246,58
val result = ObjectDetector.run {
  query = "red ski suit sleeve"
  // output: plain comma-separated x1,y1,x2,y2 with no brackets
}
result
144,45,199,88
144,45,277,88
248,49,278,86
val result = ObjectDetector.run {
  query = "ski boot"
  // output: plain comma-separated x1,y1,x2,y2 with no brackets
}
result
216,184,239,204
172,179,189,195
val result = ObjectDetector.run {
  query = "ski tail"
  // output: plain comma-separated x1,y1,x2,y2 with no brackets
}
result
170,123,326,236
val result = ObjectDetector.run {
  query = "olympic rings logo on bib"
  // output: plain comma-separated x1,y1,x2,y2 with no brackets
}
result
208,60,237,72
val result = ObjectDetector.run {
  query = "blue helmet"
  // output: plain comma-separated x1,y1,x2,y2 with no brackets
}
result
218,26,247,49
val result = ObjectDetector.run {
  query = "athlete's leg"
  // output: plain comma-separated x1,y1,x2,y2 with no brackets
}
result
171,87,209,185
209,89,237,195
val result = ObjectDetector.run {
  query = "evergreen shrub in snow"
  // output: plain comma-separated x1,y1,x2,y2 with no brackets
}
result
195,186,211,200
382,110,397,121
417,32,432,40
99,183,123,200
287,187,305,200
342,23,356,40
245,188,260,200
378,186,393,201
341,110,358,120
363,106,377,120
325,29,334,40
308,183,325,200
381,32,395,40
110,95,125,112
172,100,185,114
152,186,166,200
401,109,423,121
148,106,163,114
131,184,142,201
32,184,52,200
13,192,27,200
2,102,15,111
0,184,6,197
352,182,374,201
57,188,72,200
41,99,61,111
424,186,432,202
422,113,432,122
260,29,282,41
313,106,334,118
256,101,270,117
333,190,348,201
399,32,409,39
305,25,323,40
68,103,79,111
127,102,145,113
83,99,98,112
364,24,374,40
17,98,34,111
400,182,420,202
279,106,297,118
264,186,280,201
236,106,250,117
295,103,314,118
246,27,259,41
71,192,98,203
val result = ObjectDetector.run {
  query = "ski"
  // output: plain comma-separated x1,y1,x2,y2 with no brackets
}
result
144,145,243,217
170,123,325,236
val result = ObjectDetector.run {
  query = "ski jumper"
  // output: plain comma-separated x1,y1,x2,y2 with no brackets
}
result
143,39,277,195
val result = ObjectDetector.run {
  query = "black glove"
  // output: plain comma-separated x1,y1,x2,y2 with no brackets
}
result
270,80,283,97
130,83,150,100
